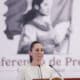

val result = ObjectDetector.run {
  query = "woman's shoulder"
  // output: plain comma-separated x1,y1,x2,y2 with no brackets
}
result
24,20,49,31
24,23,36,29
18,63,31,71
23,23,37,33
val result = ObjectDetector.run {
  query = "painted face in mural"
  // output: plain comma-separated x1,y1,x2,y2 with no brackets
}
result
39,0,53,16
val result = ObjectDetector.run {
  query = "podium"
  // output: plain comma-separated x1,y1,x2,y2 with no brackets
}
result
52,77,62,80
33,77,62,80
33,79,49,80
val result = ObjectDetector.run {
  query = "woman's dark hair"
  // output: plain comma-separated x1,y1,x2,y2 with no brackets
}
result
29,41,42,63
32,0,43,9
22,0,43,25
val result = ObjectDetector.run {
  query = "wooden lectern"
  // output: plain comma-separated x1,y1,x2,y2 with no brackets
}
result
33,78,49,80
33,77,62,80
52,77,62,80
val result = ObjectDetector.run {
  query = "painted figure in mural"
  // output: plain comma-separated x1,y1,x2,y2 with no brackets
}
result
18,0,72,54
17,41,62,80
5,0,73,54
18,0,55,54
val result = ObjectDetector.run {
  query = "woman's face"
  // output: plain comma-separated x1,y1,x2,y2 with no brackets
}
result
30,43,44,62
39,0,53,16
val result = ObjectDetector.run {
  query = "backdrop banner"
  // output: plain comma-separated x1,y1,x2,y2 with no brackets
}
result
0,0,80,80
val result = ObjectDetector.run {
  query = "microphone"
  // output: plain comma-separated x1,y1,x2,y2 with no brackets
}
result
38,65,43,79
49,65,62,77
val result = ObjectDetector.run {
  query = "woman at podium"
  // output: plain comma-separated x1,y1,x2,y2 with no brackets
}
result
17,41,63,80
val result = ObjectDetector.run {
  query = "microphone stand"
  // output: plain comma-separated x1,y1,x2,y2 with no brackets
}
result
49,65,62,77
